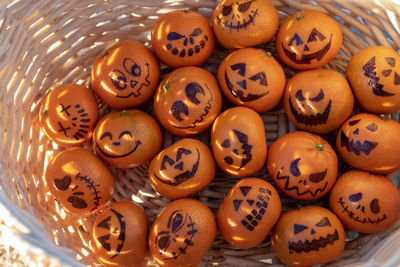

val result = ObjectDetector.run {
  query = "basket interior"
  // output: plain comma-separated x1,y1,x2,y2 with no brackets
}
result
0,0,400,266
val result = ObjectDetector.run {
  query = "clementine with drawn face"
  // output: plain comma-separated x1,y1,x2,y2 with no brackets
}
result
276,10,342,70
91,40,160,109
93,109,162,168
39,84,99,147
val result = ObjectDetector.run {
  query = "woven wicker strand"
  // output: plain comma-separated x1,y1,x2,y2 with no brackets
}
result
0,0,400,266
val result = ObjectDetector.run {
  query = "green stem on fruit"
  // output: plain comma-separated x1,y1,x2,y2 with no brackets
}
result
316,143,324,151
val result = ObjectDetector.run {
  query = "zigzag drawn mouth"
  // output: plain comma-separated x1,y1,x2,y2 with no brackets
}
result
289,96,332,126
338,197,387,224
276,170,328,197
216,9,258,31
340,130,378,156
288,230,339,253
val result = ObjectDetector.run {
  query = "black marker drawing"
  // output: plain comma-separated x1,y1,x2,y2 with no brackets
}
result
110,58,151,98
155,210,198,260
362,56,397,97
57,104,91,140
337,196,386,224
289,89,332,126
340,130,378,156
166,28,209,57
154,148,201,186
225,62,269,102
216,0,259,31
96,209,126,258
282,29,332,65
96,130,142,158
221,129,252,170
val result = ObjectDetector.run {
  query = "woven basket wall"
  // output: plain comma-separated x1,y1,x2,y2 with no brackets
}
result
0,0,400,266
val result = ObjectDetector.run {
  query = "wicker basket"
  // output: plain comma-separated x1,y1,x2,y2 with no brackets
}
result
0,0,400,266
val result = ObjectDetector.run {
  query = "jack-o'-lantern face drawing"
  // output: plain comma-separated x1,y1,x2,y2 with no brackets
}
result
276,10,342,70
282,28,332,65
39,84,99,147
151,10,215,68
154,67,222,136
337,113,400,174
218,48,286,112
215,0,259,31
91,40,160,109
283,69,354,134
154,148,200,186
272,206,346,267
149,138,216,200
224,62,268,102
329,170,400,233
155,210,197,260
94,209,126,259
45,148,114,216
93,109,162,168
211,107,267,177
267,131,338,201
288,88,331,126
346,46,400,114
220,129,252,170
91,201,148,266
217,178,281,248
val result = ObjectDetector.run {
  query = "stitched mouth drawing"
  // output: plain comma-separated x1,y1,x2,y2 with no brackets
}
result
154,148,201,186
338,197,387,224
216,0,259,31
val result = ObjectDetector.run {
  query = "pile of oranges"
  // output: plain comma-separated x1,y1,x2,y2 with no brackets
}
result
38,0,400,266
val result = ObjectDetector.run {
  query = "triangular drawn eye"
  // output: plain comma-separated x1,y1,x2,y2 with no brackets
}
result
222,4,233,16
238,0,253,13
230,63,246,76
307,28,326,43
190,28,203,37
176,148,192,161
167,32,185,41
161,155,175,170
294,224,308,235
309,89,325,102
349,119,361,126
288,33,303,46
249,72,268,86
295,89,306,101
315,217,331,227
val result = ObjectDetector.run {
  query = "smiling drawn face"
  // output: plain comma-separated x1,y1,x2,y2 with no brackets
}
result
91,40,160,109
329,170,400,233
93,109,162,168
216,0,259,31
272,206,345,267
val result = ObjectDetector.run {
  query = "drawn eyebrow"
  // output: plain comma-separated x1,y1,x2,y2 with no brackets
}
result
119,130,132,139
100,132,112,140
